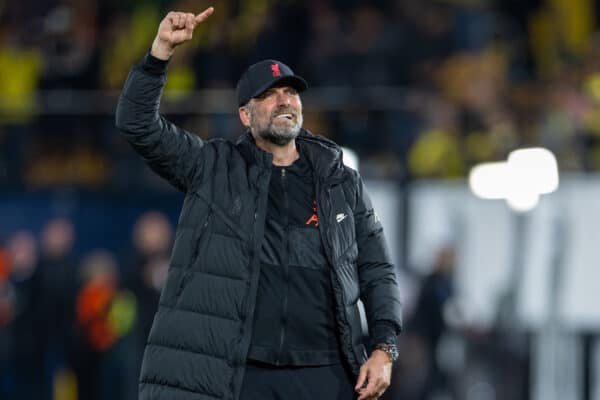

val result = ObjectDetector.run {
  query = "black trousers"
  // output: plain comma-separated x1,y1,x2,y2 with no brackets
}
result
240,361,356,400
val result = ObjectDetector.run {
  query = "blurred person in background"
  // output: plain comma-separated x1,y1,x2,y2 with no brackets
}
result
408,98,465,179
73,250,137,400
125,211,172,369
36,216,77,398
409,246,457,400
0,239,14,399
4,230,43,400
115,6,402,400
386,245,457,400
0,22,43,189
37,0,100,90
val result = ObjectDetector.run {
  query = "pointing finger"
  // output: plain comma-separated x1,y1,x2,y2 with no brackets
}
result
194,6,214,23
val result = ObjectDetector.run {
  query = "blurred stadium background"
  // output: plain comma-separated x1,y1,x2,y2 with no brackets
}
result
1,0,600,399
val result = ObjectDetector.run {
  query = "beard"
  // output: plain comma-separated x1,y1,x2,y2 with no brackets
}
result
250,106,303,146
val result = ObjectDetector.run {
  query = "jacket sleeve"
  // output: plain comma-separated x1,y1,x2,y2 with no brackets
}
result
353,174,403,346
115,53,207,192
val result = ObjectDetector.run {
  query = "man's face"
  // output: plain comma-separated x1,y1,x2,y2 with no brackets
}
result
242,85,303,146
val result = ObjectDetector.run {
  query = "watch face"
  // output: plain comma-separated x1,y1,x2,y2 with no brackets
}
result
376,343,398,362
389,347,399,362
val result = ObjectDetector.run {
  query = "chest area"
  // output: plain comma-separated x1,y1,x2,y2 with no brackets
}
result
261,166,327,268
267,166,320,228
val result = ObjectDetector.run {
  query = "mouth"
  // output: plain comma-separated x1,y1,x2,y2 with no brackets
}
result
274,113,294,121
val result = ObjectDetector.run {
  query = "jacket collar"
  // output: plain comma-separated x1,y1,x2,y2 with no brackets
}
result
236,129,348,183
235,131,273,169
296,130,347,184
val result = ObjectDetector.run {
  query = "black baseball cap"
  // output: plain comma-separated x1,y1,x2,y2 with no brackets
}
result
236,59,308,106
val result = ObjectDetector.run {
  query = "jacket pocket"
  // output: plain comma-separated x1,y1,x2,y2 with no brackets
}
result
175,208,212,302
189,208,212,268
288,225,328,270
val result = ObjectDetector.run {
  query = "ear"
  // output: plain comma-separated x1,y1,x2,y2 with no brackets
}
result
239,106,251,128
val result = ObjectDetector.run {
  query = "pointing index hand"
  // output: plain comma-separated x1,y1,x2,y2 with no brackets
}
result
151,6,215,60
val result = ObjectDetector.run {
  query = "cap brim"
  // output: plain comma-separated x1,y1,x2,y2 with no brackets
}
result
250,75,308,100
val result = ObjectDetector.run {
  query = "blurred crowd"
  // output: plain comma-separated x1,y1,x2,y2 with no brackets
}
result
2,0,600,189
0,212,173,400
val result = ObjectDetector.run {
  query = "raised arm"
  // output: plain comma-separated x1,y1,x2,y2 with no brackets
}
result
115,7,214,192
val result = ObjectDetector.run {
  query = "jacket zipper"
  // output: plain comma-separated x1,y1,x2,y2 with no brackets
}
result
277,168,289,365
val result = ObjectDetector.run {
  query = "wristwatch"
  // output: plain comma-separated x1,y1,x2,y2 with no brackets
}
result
374,343,399,362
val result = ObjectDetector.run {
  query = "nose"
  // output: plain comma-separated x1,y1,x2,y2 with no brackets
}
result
277,95,290,107
275,90,291,106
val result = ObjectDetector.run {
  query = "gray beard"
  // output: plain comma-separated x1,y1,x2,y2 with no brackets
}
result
253,114,303,146
257,123,301,145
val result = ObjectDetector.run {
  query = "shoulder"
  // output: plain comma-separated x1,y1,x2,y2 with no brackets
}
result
205,137,236,147
343,165,360,183
202,137,244,157
337,166,362,209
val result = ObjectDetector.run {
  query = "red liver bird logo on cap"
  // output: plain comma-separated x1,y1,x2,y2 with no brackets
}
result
271,63,281,77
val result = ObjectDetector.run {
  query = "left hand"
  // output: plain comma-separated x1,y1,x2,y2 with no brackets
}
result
354,350,392,400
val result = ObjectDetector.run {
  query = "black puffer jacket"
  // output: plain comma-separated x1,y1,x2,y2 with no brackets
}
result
115,54,403,400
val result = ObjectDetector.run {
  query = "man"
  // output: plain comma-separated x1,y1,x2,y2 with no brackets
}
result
115,7,402,400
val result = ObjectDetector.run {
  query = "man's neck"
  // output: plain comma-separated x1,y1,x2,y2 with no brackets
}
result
254,136,299,166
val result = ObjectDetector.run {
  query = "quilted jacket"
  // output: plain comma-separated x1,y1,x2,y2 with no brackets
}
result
115,53,403,400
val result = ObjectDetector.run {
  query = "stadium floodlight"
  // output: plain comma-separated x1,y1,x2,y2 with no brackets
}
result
468,162,511,199
342,147,359,171
469,147,559,213
507,147,559,194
